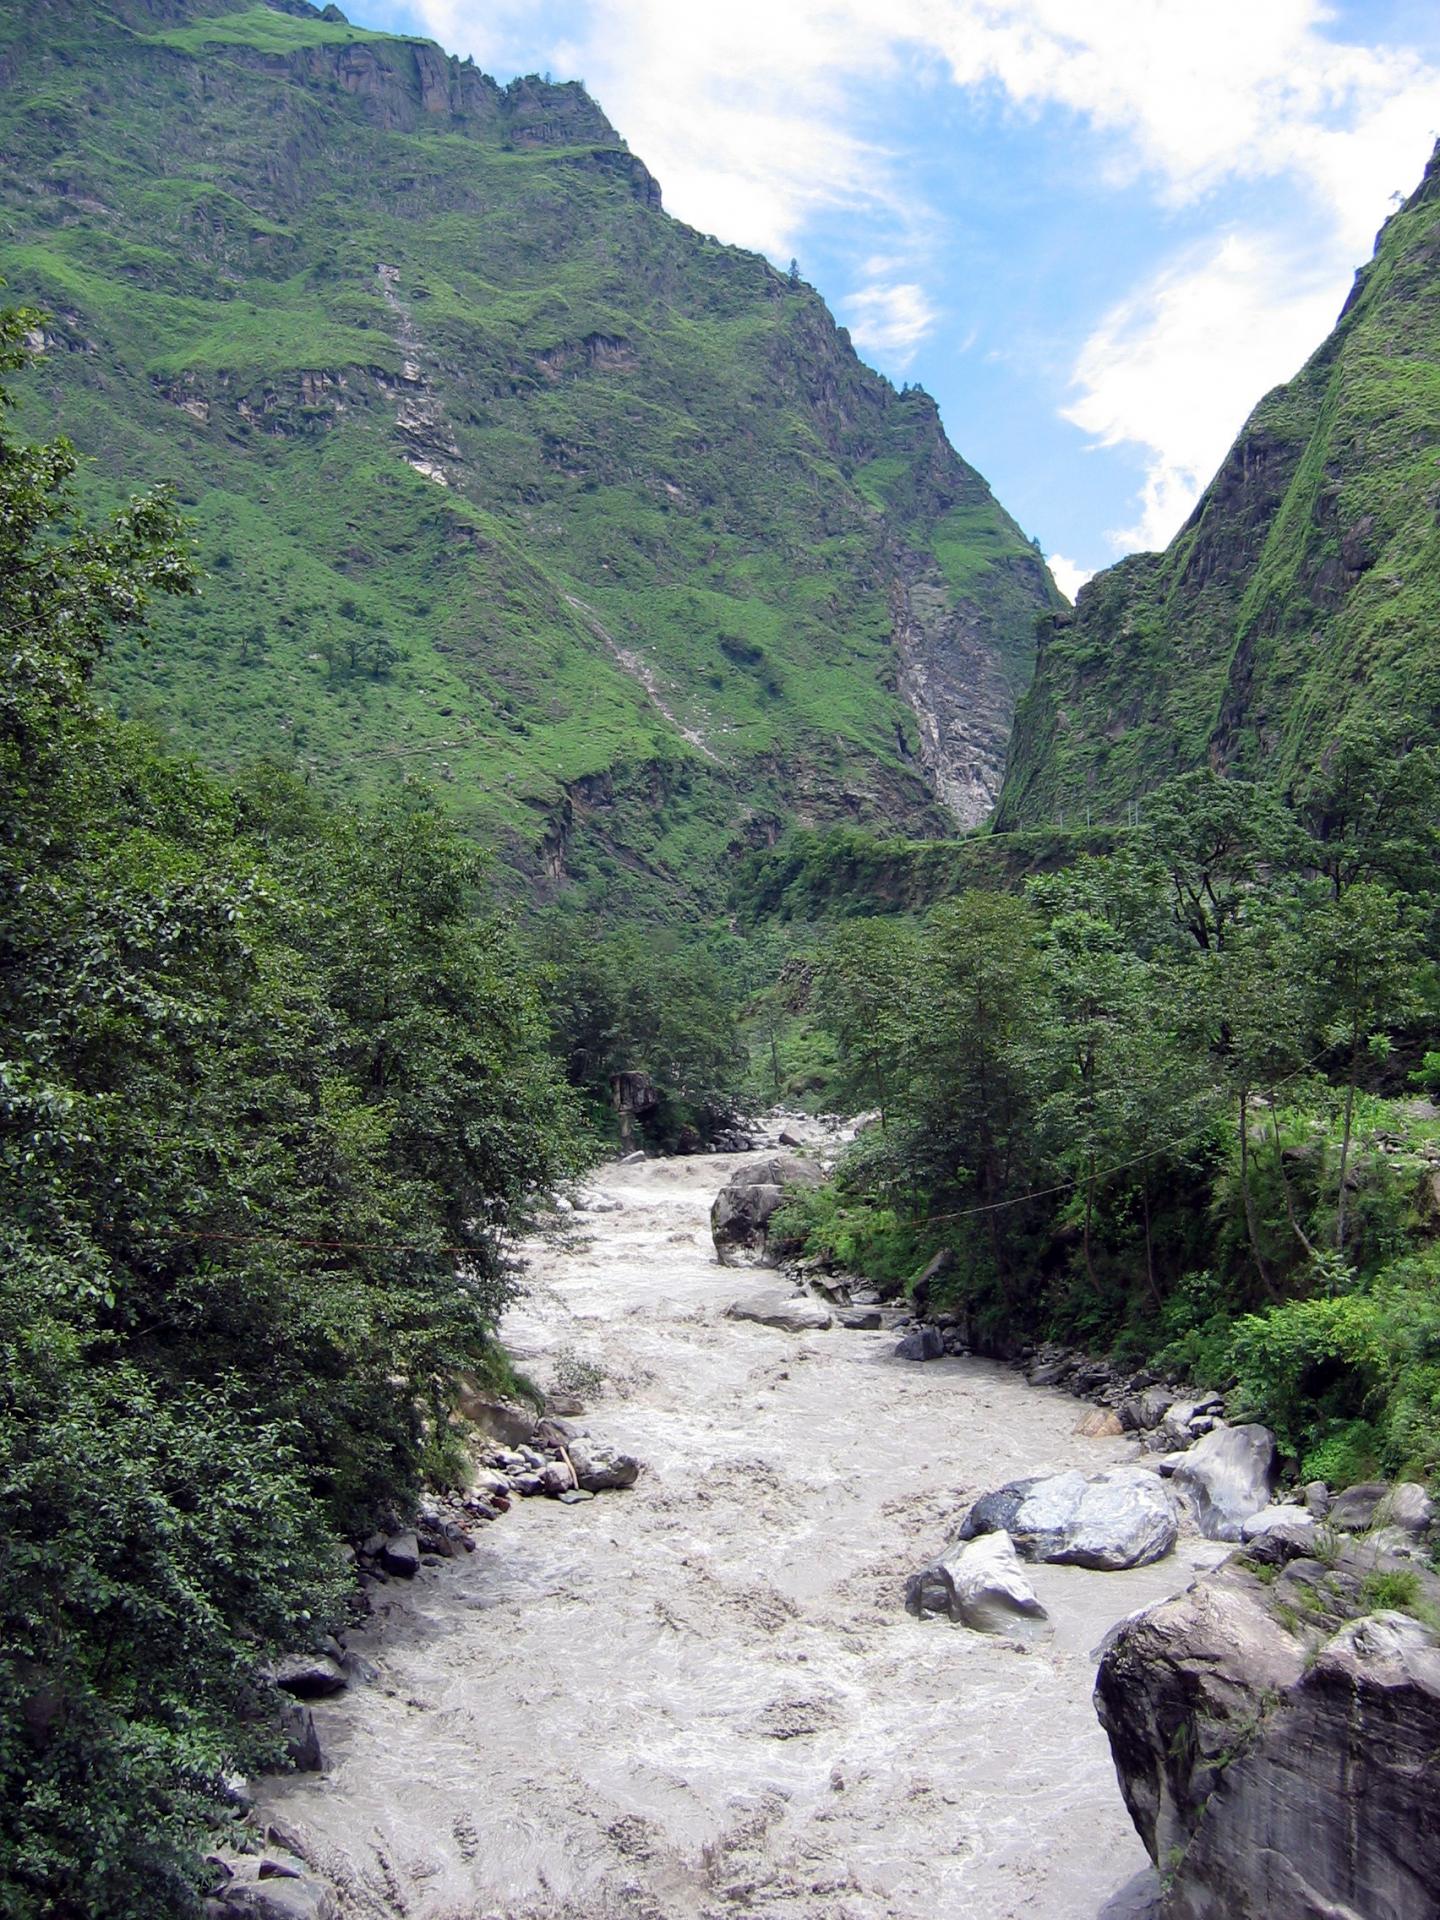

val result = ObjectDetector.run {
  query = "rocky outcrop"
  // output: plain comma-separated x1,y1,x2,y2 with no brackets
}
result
959,1466,1178,1571
1096,1555,1440,1919
710,1154,823,1266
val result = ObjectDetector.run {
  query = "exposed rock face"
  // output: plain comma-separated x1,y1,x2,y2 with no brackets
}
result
959,1466,1178,1571
996,140,1440,830
564,1435,640,1492
725,1287,834,1332
711,1154,822,1266
1097,1568,1440,1920
906,1528,1049,1633
1168,1424,1277,1541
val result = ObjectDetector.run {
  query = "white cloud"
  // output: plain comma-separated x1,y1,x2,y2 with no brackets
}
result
1046,553,1093,603
843,281,939,364
396,0,1440,552
1063,232,1345,550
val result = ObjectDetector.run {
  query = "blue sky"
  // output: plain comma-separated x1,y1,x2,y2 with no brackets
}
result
348,0,1440,598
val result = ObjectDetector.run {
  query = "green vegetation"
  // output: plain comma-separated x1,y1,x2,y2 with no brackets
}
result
0,0,1052,917
781,759,1440,1483
997,143,1440,832
0,314,581,1916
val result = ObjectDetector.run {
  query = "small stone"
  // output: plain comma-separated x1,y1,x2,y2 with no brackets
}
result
558,1489,595,1504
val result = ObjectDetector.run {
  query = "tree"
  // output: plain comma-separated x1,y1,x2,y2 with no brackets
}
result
812,919,919,1125
1292,720,1440,900
1142,770,1299,952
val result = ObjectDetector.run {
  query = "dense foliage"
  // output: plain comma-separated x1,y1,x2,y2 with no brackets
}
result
0,314,581,1918
780,757,1440,1486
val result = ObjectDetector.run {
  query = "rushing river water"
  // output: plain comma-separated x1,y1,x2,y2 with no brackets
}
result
265,1152,1226,1920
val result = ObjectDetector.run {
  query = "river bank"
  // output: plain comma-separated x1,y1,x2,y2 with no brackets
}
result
261,1152,1229,1919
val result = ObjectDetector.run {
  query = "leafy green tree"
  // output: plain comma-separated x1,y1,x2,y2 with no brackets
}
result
1141,770,1299,951
812,919,921,1125
1292,721,1440,900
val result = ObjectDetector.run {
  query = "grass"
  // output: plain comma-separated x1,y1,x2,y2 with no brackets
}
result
1,0,1053,919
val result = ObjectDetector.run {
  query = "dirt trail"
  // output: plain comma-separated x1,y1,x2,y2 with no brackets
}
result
264,1153,1222,1919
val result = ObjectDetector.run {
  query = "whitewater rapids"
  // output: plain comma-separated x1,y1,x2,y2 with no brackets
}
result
263,1152,1224,1919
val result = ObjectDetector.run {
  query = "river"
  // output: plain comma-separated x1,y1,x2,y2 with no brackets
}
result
264,1151,1226,1919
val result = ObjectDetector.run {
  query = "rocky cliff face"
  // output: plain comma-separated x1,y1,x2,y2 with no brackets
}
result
1096,1549,1440,1918
996,142,1440,831
1,0,1055,909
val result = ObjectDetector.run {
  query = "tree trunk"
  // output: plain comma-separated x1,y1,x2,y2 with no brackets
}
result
1269,1103,1316,1258
1238,1089,1277,1299
1336,1023,1362,1252
1140,1162,1161,1311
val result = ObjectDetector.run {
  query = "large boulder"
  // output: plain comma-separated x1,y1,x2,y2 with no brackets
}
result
894,1324,944,1361
564,1434,640,1492
710,1154,823,1266
1169,1423,1277,1541
725,1287,833,1332
268,1653,347,1700
452,1388,538,1449
1097,1569,1440,1920
907,1529,1049,1633
958,1466,1178,1571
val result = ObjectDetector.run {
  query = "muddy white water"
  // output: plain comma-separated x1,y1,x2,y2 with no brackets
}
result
265,1153,1226,1920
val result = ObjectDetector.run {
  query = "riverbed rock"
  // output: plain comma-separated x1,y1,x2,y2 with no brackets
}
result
894,1324,944,1361
565,1434,640,1492
836,1306,882,1330
1169,1423,1277,1541
907,1529,1049,1633
1097,1570,1440,1920
710,1154,823,1265
1118,1386,1176,1433
1075,1407,1125,1438
279,1702,323,1773
959,1466,1178,1570
1238,1504,1317,1561
1380,1482,1435,1534
726,1287,833,1332
205,1873,336,1920
379,1531,421,1578
453,1389,537,1449
269,1653,347,1700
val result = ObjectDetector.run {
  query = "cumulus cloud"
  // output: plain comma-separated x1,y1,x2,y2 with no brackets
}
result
1046,553,1093,604
394,0,1440,551
843,281,939,363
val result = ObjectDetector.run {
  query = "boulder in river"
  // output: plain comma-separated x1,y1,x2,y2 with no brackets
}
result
1096,1565,1440,1920
959,1466,1178,1570
565,1434,640,1492
205,1870,336,1920
1169,1423,1277,1540
268,1653,347,1700
894,1324,944,1361
378,1531,421,1578
710,1154,823,1266
907,1529,1049,1633
725,1287,833,1332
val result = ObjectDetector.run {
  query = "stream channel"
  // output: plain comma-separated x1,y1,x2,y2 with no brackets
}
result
265,1151,1228,1920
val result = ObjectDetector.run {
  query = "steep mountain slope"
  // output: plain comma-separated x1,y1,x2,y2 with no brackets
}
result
996,143,1440,830
0,0,1055,910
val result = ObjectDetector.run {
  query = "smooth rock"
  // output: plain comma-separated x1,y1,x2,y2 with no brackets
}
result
1382,1483,1435,1534
206,1877,336,1920
379,1531,421,1578
907,1529,1049,1633
1328,1480,1391,1532
894,1325,944,1362
836,1306,882,1330
725,1288,833,1333
1075,1407,1125,1438
537,1461,573,1496
452,1390,537,1449
279,1702,322,1773
565,1434,640,1492
1170,1423,1277,1540
1303,1479,1331,1517
1239,1504,1316,1561
557,1488,594,1504
959,1466,1178,1570
269,1653,347,1701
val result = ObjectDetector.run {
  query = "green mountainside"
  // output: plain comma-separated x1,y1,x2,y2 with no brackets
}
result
996,142,1440,830
0,0,1055,912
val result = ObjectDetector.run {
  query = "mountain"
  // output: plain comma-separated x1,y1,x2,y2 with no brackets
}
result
996,143,1440,830
0,0,1056,912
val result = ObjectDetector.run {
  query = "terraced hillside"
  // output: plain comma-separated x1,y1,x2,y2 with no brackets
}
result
1,0,1056,911
996,142,1440,830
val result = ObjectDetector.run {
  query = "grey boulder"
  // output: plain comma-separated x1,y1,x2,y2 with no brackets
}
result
725,1288,833,1333
378,1531,421,1578
710,1154,822,1265
564,1434,640,1492
1170,1423,1277,1541
959,1466,1178,1570
206,1876,336,1920
894,1325,944,1362
908,1529,1049,1633
269,1653,347,1701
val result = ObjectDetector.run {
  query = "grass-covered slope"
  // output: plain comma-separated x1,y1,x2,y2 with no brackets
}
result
996,142,1440,830
1,0,1055,911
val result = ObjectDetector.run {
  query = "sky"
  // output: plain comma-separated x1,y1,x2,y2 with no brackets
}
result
349,0,1440,600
